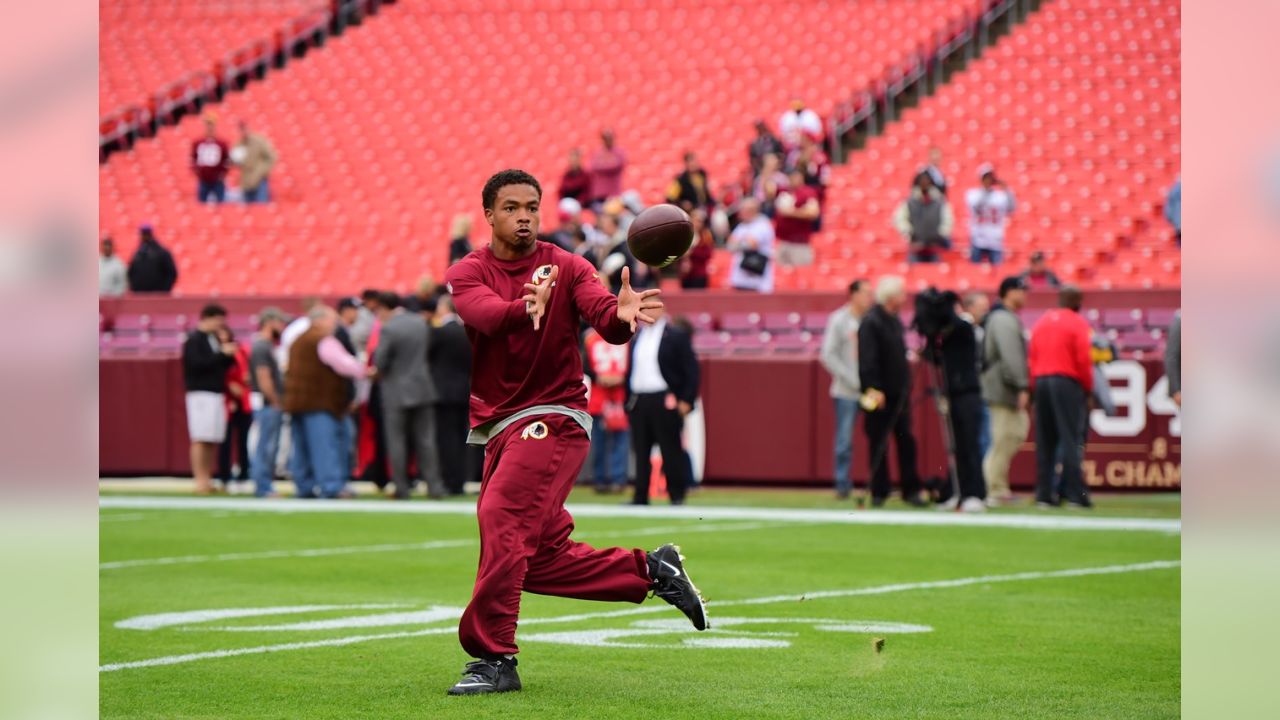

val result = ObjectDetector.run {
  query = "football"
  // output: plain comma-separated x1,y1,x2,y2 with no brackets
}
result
627,203,695,268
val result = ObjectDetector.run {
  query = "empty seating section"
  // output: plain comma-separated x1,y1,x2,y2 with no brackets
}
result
100,1,327,116
792,0,1181,292
99,0,991,294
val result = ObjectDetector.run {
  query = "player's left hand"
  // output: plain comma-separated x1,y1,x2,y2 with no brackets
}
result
522,265,559,331
616,266,663,332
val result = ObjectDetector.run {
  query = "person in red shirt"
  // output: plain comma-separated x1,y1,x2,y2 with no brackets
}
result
774,168,821,266
442,169,708,696
215,326,252,493
191,114,230,204
680,208,715,289
1028,285,1095,508
583,299,630,493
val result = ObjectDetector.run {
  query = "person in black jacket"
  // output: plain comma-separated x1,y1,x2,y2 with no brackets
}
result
429,293,474,495
858,276,926,507
127,224,178,293
665,152,715,214
923,295,987,511
182,304,235,494
626,305,700,505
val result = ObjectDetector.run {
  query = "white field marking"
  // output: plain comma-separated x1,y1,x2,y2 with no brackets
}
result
215,606,465,632
519,617,934,650
99,539,475,571
116,605,407,631
98,559,1179,672
98,521,780,572
100,513,147,523
99,495,1181,533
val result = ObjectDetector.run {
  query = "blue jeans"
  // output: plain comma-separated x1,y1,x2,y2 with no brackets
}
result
250,406,283,496
591,417,629,488
290,412,346,498
243,179,270,203
969,247,1003,264
833,397,860,493
337,414,355,483
978,401,991,467
197,179,226,203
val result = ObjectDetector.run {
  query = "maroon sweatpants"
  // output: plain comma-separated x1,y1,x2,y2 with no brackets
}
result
458,413,652,659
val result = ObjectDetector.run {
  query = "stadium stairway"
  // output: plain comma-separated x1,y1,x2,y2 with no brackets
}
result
774,0,1182,293
99,0,998,295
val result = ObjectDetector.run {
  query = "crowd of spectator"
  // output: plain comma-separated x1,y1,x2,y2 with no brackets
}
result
174,270,706,503
180,291,475,498
819,272,1180,511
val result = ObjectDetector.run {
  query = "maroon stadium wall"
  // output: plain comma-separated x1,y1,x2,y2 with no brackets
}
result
100,289,1181,325
99,355,1179,492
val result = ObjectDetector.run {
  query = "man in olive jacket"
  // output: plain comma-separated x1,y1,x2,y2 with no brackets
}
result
980,276,1031,503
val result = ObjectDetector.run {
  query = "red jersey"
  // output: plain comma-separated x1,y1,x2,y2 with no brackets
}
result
1028,308,1094,392
224,344,251,414
445,241,633,431
774,185,820,244
192,137,230,183
584,329,629,416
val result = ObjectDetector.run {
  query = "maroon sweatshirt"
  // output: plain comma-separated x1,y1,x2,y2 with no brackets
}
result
445,241,634,432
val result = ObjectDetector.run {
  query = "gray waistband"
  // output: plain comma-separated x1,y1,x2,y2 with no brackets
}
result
466,405,593,446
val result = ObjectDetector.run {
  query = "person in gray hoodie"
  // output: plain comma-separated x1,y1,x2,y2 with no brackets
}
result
820,279,874,499
980,276,1031,504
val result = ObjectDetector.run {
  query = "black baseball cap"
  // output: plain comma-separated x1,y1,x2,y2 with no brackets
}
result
998,276,1027,298
336,297,360,312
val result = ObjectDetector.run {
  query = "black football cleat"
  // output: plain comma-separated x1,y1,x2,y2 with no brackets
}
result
648,543,709,631
446,657,521,696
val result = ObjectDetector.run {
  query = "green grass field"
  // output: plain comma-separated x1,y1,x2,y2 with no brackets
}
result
100,490,1180,719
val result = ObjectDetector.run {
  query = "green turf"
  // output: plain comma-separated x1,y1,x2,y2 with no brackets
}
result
99,499,1180,719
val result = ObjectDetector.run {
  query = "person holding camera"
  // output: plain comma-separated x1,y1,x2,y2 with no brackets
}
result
916,289,988,512
858,276,926,507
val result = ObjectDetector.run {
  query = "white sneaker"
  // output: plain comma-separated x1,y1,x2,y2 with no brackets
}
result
960,497,987,513
936,496,959,511
984,496,1000,508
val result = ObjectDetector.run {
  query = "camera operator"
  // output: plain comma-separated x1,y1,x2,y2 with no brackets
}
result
914,288,987,512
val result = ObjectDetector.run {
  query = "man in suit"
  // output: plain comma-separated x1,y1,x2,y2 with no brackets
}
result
372,292,446,499
859,275,927,507
429,293,474,496
626,305,700,505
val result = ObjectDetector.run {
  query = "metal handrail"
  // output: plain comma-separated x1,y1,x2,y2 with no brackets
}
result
828,0,1029,164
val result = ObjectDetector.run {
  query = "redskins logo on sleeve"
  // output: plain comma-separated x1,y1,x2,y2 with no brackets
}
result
531,265,555,285
520,421,550,441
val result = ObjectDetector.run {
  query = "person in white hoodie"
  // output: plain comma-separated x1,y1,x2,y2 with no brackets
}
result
965,164,1016,264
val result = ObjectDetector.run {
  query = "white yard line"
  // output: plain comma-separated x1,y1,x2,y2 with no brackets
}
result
100,495,1182,533
99,521,780,571
99,559,1179,672
99,513,148,523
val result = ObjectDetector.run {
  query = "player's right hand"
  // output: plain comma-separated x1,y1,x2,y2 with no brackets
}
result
521,265,559,331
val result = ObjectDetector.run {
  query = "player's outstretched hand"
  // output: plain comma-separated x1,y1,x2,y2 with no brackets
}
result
616,266,663,333
521,265,559,331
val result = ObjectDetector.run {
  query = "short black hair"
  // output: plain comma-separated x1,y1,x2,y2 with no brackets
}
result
848,279,868,295
199,303,227,319
482,169,542,210
360,288,380,302
377,291,401,310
